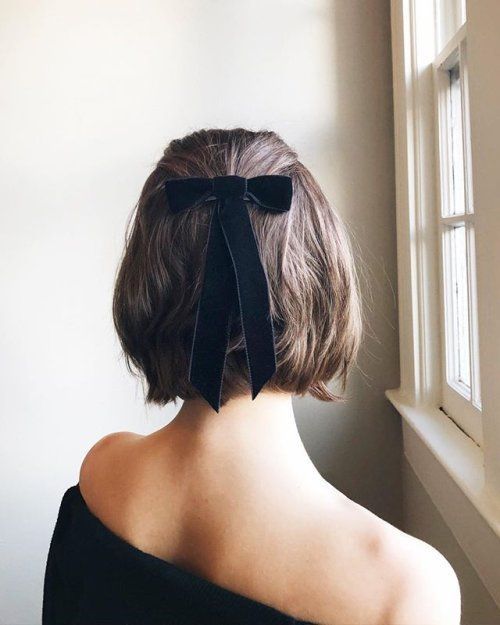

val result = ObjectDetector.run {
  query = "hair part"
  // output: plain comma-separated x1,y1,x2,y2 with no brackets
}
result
113,128,362,408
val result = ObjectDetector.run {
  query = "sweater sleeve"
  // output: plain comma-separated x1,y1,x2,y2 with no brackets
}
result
42,488,78,625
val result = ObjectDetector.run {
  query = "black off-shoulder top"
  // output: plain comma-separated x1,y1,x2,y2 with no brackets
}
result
42,485,317,625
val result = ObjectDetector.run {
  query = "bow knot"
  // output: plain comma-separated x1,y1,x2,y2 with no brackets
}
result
164,174,293,412
212,175,247,199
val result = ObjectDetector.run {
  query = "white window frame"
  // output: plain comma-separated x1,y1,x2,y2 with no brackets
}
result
434,25,483,445
388,0,500,607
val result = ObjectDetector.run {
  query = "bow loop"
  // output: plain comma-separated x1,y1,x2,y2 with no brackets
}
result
247,175,293,212
164,177,213,213
164,174,293,412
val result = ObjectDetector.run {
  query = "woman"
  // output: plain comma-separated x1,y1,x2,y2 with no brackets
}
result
43,128,461,625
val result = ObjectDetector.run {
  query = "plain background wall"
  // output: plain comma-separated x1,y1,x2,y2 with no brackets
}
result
0,1,401,623
403,462,500,625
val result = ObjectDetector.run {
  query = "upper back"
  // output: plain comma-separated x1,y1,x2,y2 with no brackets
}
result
79,430,460,625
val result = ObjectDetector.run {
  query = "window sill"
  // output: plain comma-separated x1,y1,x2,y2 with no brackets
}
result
386,388,500,607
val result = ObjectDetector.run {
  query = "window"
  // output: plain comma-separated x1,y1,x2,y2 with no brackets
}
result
434,16,482,444
389,0,500,603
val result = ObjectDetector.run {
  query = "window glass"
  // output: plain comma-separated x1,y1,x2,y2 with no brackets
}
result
436,0,466,50
447,64,466,216
447,224,471,390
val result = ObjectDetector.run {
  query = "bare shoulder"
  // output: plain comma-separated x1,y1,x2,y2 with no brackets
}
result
307,493,460,625
79,431,143,507
386,531,461,625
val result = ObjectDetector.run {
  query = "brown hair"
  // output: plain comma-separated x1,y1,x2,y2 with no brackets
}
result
113,128,361,408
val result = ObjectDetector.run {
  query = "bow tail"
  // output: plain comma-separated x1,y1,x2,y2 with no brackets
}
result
218,198,277,399
188,204,235,412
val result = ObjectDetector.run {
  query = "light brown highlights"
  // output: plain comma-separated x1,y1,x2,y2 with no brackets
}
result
113,128,362,408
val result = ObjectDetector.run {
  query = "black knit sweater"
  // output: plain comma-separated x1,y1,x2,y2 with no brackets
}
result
42,485,316,625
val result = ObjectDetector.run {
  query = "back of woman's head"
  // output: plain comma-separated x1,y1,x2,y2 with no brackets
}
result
113,128,361,408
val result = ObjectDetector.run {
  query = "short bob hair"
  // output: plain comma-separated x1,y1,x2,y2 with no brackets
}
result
113,128,362,408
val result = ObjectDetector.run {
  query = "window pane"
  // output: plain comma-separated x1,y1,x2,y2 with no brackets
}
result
444,224,471,392
436,0,466,51
453,225,470,386
447,64,466,216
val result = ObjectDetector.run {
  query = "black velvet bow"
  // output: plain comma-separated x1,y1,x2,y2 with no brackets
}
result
164,175,293,412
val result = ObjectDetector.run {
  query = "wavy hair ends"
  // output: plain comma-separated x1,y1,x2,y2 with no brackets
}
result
113,128,362,408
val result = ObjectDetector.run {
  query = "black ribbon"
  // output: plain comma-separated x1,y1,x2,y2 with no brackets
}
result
164,175,293,412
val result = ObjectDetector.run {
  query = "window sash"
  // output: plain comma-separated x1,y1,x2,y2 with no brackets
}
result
434,26,482,444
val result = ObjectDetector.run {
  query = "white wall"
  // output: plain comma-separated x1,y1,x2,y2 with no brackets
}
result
403,461,500,624
0,2,401,623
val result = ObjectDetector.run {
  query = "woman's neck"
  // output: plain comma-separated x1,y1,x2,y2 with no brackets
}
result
162,391,324,485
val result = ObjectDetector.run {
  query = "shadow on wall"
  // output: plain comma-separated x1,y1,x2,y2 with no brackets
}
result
294,0,402,529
